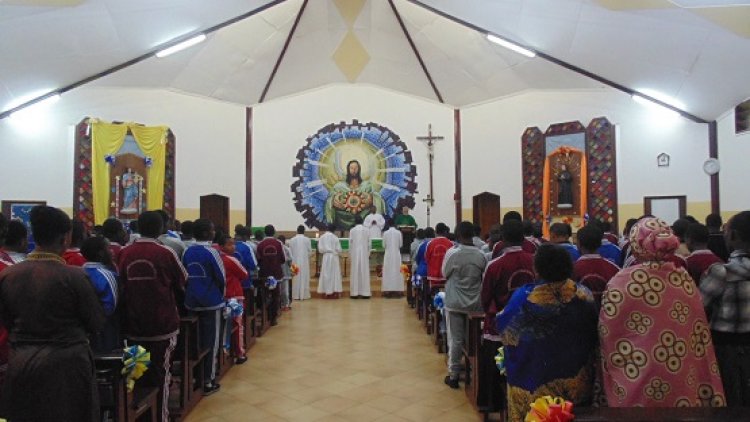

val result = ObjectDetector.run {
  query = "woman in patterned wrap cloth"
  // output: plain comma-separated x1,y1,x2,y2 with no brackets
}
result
598,217,726,407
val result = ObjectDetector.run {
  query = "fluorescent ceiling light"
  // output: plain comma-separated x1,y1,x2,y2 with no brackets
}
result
8,93,60,119
486,34,536,58
669,0,750,7
155,34,206,58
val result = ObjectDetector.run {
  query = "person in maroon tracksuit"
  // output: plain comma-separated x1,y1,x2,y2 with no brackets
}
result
119,211,187,422
256,225,286,326
573,224,620,308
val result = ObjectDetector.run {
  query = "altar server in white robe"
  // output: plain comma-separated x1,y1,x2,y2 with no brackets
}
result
317,224,343,297
289,225,313,300
349,216,372,298
364,205,385,239
381,221,404,296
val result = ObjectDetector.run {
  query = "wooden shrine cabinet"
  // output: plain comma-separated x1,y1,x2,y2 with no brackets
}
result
200,194,229,235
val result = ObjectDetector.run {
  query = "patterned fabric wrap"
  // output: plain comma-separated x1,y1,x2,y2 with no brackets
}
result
598,222,726,407
628,217,680,262
497,280,598,422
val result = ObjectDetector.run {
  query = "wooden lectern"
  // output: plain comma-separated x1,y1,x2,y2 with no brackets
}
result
472,192,500,238
200,194,229,235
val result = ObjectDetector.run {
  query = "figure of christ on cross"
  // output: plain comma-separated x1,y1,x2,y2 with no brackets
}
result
417,124,444,227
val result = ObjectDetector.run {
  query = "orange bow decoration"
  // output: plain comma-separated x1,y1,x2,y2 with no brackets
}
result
525,396,575,422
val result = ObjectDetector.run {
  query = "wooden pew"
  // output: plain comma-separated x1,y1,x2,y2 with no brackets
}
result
460,311,485,410
243,288,257,351
254,283,271,337
216,316,234,380
168,316,206,420
95,353,160,422
424,278,445,334
575,407,750,421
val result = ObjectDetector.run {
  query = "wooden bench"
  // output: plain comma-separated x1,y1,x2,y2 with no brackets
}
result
424,278,445,335
254,283,271,337
168,316,208,420
461,311,485,410
95,353,160,422
575,407,750,421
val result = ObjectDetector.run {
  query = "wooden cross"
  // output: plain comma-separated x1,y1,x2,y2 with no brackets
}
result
417,124,444,226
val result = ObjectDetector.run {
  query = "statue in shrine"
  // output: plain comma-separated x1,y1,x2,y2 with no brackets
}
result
121,168,140,215
557,164,573,209
325,158,384,230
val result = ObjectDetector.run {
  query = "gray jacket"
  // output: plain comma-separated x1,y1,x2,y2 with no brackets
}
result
442,244,487,311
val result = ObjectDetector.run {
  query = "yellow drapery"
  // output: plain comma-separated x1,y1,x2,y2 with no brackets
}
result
90,120,169,225
542,146,587,238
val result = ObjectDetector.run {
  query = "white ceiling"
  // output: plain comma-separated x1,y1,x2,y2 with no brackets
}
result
1,0,749,120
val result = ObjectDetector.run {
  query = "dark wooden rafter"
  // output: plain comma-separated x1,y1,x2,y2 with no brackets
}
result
259,0,309,103
246,107,253,226
709,121,720,214
454,109,462,227
404,0,710,124
388,0,444,104
0,0,290,120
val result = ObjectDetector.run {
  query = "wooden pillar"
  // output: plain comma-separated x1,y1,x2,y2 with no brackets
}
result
246,107,253,226
709,121,720,215
454,109,463,228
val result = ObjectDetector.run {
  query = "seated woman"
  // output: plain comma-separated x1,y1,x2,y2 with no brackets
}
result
599,217,725,407
497,244,598,421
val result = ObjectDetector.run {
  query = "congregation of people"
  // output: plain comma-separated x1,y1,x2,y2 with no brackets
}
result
0,203,749,421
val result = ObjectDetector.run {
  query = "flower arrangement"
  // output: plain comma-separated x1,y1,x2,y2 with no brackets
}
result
525,396,575,422
265,276,278,289
433,291,445,310
412,274,422,287
290,263,300,276
400,264,410,275
494,346,506,375
122,344,150,392
226,298,244,317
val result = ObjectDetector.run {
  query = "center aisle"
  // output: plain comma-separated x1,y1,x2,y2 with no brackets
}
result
184,298,479,422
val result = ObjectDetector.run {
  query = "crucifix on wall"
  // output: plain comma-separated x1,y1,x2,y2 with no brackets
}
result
417,124,444,227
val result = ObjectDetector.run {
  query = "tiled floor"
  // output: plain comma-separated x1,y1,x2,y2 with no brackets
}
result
183,297,481,422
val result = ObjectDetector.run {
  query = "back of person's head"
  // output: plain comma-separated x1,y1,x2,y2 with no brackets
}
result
129,220,139,234
600,221,613,233
705,213,722,229
81,236,112,265
102,218,125,244
297,225,305,234
456,221,474,242
327,224,337,232
181,220,195,239
522,220,534,237
234,224,244,236
435,223,449,235
156,209,171,232
215,231,230,246
254,229,265,241
533,222,544,238
473,224,482,237
424,227,436,238
264,224,276,237
502,220,524,244
5,220,27,249
729,211,750,243
416,228,425,240
624,218,638,237
684,215,698,224
93,225,103,237
550,222,572,239
502,211,522,224
193,219,214,241
70,219,88,247
534,243,573,282
354,216,364,225
30,206,71,248
489,225,503,244
685,223,709,245
577,224,603,252
138,211,164,238
672,218,690,241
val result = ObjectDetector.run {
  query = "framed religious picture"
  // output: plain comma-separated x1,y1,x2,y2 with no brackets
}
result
2,200,47,231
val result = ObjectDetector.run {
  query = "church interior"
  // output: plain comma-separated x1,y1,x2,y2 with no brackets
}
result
1,0,750,421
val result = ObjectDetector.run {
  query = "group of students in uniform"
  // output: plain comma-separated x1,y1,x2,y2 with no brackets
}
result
408,211,750,421
0,206,322,422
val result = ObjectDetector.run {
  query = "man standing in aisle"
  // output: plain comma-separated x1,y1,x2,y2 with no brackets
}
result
381,220,404,298
349,216,371,298
318,224,343,298
289,225,313,300
256,225,286,325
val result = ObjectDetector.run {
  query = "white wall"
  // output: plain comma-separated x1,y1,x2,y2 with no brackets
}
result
253,84,455,230
717,108,750,214
0,87,246,214
461,89,712,216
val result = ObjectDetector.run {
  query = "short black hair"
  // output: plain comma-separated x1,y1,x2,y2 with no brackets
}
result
502,220,524,244
705,213,723,229
730,211,750,243
264,224,275,236
354,216,364,225
193,218,214,241
534,243,573,282
156,209,170,226
685,223,709,244
415,228,425,240
81,236,109,263
502,211,522,223
214,230,230,246
473,224,482,236
181,220,194,238
672,218,690,241
128,220,139,234
577,225,603,251
30,206,71,247
327,224,337,232
5,220,27,248
101,218,124,241
424,227,436,238
456,221,474,240
522,220,534,236
138,211,163,238
550,222,572,238
435,223,449,235
254,229,265,240
297,225,305,234
685,215,698,224
624,218,638,237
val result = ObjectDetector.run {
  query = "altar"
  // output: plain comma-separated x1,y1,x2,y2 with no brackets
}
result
311,237,385,278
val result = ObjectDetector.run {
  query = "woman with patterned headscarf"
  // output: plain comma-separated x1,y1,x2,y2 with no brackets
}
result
598,217,725,407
